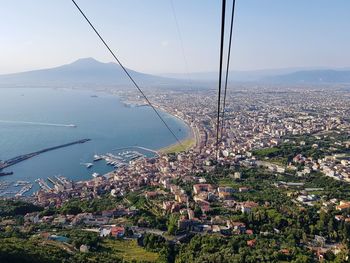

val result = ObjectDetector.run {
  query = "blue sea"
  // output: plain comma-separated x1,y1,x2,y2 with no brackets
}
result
0,88,189,195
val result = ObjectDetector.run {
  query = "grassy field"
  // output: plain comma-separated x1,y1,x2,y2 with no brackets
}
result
217,178,241,188
102,239,159,262
159,137,195,154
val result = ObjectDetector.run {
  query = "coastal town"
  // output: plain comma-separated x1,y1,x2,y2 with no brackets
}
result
1,85,350,262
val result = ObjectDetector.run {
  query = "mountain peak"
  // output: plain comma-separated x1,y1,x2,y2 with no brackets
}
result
0,57,171,87
70,57,104,65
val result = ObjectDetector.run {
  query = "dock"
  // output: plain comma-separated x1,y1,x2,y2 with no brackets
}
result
113,146,159,156
0,139,91,170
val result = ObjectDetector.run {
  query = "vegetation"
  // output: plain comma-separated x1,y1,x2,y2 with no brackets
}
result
59,196,120,215
0,237,72,263
102,239,159,262
0,200,43,217
253,132,350,165
1,132,350,262
159,137,195,154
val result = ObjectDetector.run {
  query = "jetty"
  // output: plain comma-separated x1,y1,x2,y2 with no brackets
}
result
0,139,91,170
113,146,159,156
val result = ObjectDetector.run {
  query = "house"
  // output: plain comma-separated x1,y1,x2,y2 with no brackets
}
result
24,212,40,224
111,226,125,238
100,228,111,237
246,229,253,235
41,216,53,223
233,172,242,179
194,192,208,203
336,201,350,211
84,216,109,226
217,187,234,193
239,187,249,193
334,215,345,221
226,221,246,233
53,215,67,225
280,249,290,256
193,184,214,194
163,201,175,211
175,193,188,203
145,191,158,199
241,201,258,214
247,239,256,247
102,210,115,218
219,191,232,200
197,201,211,213
72,213,93,225
80,245,90,253
187,209,195,220
277,167,286,173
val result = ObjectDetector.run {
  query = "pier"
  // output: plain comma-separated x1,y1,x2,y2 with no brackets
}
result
0,139,91,170
112,146,159,156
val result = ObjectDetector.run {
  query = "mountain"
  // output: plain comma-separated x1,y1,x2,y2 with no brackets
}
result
0,58,174,87
162,67,333,83
2,59,350,87
264,69,350,84
163,67,350,84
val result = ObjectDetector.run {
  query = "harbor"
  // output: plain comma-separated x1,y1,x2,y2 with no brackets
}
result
0,180,33,197
0,147,147,197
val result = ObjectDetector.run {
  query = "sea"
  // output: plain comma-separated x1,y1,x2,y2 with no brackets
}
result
0,87,190,196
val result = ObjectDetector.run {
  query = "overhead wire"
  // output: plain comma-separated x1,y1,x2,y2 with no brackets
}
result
220,0,236,141
70,0,183,148
168,0,197,173
169,0,193,87
215,0,226,160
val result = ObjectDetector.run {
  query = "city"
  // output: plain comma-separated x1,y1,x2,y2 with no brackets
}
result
1,0,350,262
2,85,348,262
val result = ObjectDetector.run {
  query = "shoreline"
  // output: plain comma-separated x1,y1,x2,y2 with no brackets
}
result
153,105,198,154
61,87,198,155
116,95,198,154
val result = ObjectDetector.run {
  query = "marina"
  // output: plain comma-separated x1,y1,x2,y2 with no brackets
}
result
97,149,145,170
0,149,146,197
0,180,33,197
15,184,33,197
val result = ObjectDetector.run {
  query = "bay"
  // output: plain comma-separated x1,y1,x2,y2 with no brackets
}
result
0,88,190,195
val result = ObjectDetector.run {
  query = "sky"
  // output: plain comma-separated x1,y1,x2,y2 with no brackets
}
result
1,0,350,74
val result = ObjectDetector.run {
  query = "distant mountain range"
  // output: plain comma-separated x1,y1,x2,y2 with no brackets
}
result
1,58,350,87
0,58,174,87
164,67,350,84
263,69,350,84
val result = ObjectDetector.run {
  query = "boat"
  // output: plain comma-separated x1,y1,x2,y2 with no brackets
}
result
14,180,30,187
81,163,93,168
92,172,100,178
67,124,77,128
93,154,102,161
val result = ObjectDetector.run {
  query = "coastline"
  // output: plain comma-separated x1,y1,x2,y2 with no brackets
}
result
157,127,196,154
153,105,198,154
115,94,198,154
66,87,198,155
1,87,197,198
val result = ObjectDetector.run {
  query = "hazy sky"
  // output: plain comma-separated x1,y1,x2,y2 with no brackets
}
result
1,0,350,74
